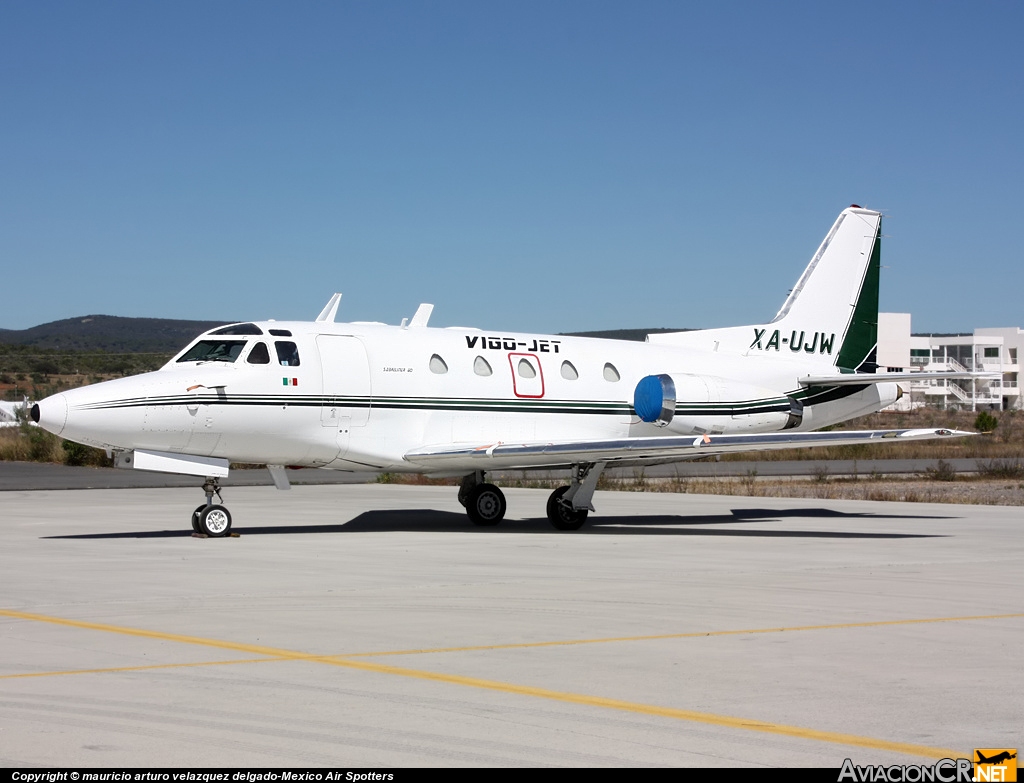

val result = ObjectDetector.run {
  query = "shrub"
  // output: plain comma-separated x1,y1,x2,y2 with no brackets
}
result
975,411,998,433
24,425,62,462
925,459,958,482
62,439,110,467
977,459,1024,479
740,469,758,493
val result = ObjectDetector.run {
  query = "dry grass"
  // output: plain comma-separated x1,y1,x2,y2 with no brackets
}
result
718,408,1023,462
376,472,460,486
601,474,1024,506
0,426,64,463
0,425,110,466
376,467,1024,507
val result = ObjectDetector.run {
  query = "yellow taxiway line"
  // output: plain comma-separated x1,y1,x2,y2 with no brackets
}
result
0,656,289,680
6,608,1015,759
337,612,1024,658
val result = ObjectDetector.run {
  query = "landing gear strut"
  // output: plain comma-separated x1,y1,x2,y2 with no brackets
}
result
546,462,605,531
192,477,232,537
459,471,506,526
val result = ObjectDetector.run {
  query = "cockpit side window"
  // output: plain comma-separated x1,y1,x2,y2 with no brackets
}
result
176,340,247,363
211,323,264,336
246,342,270,364
275,341,301,367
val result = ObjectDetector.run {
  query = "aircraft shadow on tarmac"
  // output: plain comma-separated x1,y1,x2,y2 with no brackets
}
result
44,507,950,540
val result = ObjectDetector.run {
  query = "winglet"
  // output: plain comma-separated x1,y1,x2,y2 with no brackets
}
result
316,293,342,323
409,303,434,328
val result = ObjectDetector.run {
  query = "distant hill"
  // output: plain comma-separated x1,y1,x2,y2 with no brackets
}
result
0,316,692,354
562,328,691,342
0,315,230,353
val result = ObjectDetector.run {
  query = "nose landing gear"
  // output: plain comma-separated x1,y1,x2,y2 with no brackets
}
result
192,477,232,537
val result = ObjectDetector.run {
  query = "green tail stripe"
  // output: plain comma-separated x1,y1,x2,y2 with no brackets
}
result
835,223,880,372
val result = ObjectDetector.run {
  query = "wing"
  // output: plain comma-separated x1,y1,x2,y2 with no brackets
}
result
799,372,996,385
404,427,973,471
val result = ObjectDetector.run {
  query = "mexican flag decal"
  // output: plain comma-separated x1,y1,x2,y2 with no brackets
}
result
282,377,298,386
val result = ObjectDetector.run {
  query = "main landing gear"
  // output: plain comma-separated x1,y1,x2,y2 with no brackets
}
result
546,486,588,531
545,462,605,531
459,471,507,526
457,462,606,531
191,477,232,537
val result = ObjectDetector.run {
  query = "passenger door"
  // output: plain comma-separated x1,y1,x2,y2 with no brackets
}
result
317,336,371,460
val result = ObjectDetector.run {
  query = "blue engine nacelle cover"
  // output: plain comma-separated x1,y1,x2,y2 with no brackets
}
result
633,374,676,426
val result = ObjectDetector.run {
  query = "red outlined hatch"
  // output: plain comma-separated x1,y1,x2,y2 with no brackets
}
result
508,353,545,398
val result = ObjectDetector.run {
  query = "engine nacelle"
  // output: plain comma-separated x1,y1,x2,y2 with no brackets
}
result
633,373,803,434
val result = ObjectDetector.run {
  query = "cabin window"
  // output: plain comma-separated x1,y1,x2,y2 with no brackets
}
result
211,323,263,336
177,340,247,363
560,360,579,380
246,342,270,364
269,328,292,337
603,362,620,382
518,358,537,379
429,354,448,374
275,341,301,366
474,356,492,376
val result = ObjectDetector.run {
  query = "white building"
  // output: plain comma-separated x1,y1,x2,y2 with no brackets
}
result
877,314,1022,410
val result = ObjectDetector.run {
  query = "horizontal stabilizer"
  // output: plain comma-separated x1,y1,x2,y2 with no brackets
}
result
405,428,973,471
799,371,999,386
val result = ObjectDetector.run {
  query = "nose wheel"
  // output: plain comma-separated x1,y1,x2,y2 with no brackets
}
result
192,478,232,537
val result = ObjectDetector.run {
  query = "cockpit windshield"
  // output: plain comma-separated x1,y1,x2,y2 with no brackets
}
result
176,339,247,363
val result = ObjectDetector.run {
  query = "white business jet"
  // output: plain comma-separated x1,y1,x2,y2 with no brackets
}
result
0,399,29,428
32,206,979,536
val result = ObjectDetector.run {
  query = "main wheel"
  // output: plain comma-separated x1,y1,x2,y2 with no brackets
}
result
191,505,207,534
466,483,506,526
546,486,589,531
197,504,232,537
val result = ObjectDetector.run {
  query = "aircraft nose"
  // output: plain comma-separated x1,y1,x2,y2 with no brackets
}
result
32,393,69,436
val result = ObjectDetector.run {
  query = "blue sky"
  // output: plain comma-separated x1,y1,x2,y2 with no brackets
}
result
2,1,1021,333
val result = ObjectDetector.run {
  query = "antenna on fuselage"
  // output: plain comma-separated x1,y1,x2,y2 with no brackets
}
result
316,293,342,323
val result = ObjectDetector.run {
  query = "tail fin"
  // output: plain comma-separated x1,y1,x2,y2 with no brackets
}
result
770,206,881,371
649,205,882,371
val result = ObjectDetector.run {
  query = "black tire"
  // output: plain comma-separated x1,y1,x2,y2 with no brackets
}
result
191,505,207,534
466,483,506,526
198,504,232,537
546,486,588,531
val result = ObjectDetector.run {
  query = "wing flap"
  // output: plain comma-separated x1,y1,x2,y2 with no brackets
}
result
405,428,973,471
